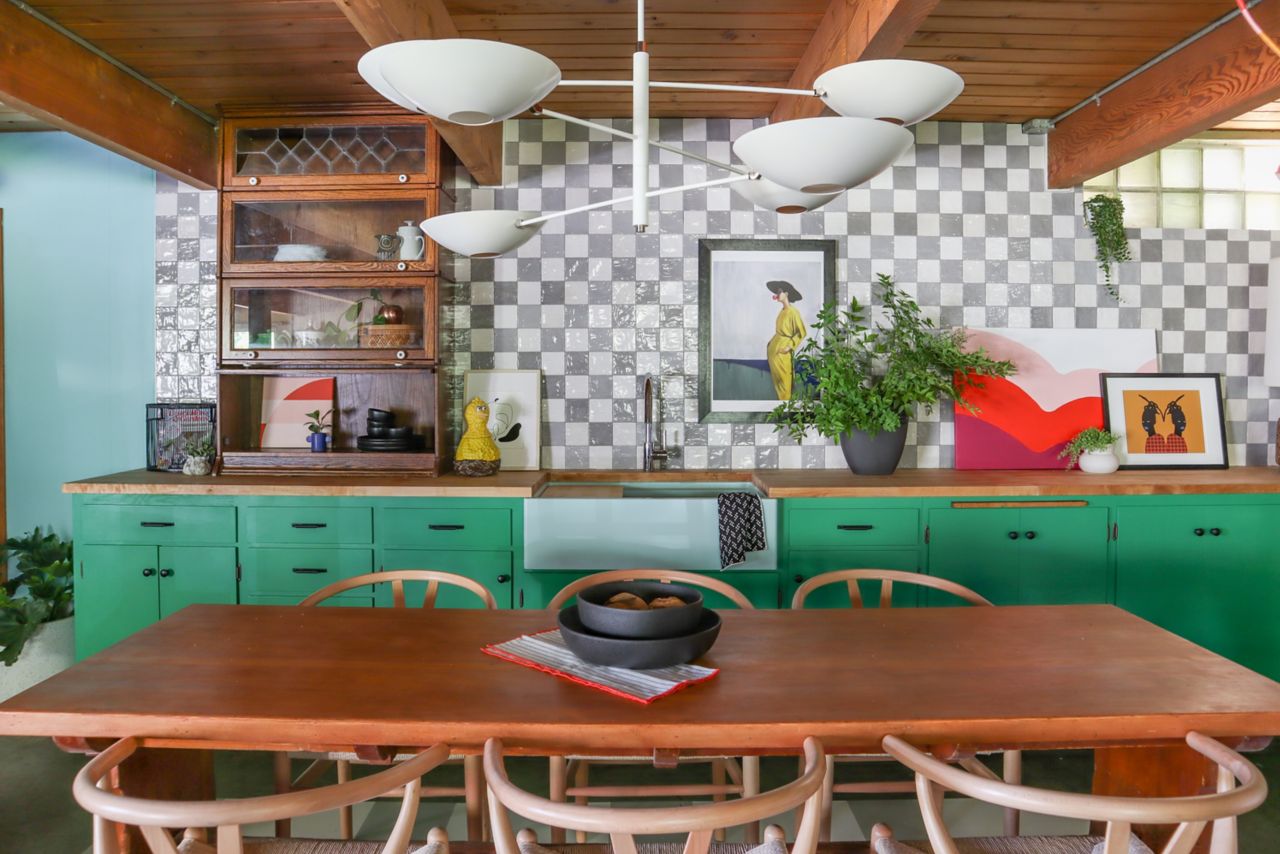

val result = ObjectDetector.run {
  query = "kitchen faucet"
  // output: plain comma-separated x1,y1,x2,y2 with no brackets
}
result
642,374,669,471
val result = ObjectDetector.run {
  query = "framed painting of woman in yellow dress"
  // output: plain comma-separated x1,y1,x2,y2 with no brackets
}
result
697,239,837,422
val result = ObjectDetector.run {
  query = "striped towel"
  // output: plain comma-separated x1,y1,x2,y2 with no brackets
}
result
483,629,719,704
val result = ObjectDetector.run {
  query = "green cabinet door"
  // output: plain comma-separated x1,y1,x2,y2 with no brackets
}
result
75,545,160,659
927,507,1109,605
786,549,921,608
518,571,779,610
379,549,514,608
157,546,238,618
1116,505,1280,680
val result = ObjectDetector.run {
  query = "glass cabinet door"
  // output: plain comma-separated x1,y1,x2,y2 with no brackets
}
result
223,191,436,273
223,279,436,362
224,118,435,188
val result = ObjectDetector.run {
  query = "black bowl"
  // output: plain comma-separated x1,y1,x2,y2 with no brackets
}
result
367,408,394,423
366,423,390,438
558,607,720,670
386,425,414,439
576,581,704,639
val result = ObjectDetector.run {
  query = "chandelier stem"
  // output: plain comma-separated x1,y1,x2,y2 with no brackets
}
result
557,79,820,97
517,174,750,228
535,108,749,175
633,47,650,231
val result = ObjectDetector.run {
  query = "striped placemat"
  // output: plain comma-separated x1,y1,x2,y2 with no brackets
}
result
483,629,719,704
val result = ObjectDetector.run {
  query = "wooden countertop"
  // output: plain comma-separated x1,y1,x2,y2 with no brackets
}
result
64,466,1280,498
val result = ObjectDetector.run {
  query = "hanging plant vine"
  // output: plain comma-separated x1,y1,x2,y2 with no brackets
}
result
1082,195,1131,301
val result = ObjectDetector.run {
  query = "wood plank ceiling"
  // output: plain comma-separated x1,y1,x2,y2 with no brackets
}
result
14,0,1277,127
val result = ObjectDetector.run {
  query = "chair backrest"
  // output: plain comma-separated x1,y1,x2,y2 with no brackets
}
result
484,736,826,854
299,569,497,609
791,569,992,609
73,738,450,854
882,732,1266,854
547,569,756,610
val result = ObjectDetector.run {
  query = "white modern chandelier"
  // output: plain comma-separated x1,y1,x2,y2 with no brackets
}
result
357,0,963,258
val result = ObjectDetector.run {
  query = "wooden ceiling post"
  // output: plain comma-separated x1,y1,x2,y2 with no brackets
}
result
771,0,941,124
0,2,216,189
1048,5,1280,189
333,0,503,185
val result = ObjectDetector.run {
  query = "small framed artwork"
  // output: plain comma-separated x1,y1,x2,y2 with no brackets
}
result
1100,373,1228,469
463,369,542,470
698,238,838,422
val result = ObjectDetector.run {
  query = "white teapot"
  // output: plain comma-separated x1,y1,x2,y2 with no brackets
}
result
396,220,425,261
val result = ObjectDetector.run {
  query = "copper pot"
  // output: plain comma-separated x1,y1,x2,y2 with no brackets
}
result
377,304,404,324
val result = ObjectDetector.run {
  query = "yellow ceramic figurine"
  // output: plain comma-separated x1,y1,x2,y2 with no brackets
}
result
454,397,501,477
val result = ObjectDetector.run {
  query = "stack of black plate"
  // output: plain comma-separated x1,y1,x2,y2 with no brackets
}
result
357,408,424,452
557,581,721,669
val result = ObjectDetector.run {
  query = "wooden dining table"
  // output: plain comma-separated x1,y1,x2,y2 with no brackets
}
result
3,603,1280,852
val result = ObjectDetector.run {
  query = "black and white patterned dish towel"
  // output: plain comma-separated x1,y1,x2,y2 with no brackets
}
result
717,492,767,569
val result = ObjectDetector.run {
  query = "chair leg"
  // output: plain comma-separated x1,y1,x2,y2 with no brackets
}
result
337,759,353,840
548,755,568,844
819,754,835,842
711,759,727,842
742,756,761,845
573,760,590,843
429,827,451,854
464,755,484,842
272,753,292,839
1001,750,1022,837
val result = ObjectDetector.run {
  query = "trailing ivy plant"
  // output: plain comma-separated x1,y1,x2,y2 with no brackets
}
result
1082,195,1131,301
1058,427,1119,470
770,274,1016,441
0,528,74,666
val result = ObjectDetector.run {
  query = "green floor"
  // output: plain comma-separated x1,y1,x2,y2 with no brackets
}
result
3,737,1279,852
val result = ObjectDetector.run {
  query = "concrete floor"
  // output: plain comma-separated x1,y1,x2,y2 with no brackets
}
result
3,736,1279,852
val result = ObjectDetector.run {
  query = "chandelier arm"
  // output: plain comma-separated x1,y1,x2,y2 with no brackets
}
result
535,107,750,176
556,79,821,97
517,174,750,228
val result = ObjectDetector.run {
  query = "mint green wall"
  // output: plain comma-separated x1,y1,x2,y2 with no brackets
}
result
0,133,155,539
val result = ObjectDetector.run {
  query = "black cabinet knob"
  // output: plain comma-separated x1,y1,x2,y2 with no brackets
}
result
1024,531,1036,540
496,574,511,584
794,574,805,583
1007,531,1019,540
159,569,174,578
1194,528,1205,537
1210,528,1222,537
142,568,156,577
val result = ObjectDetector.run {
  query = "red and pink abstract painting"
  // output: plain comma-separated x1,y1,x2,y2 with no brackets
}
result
956,329,1157,470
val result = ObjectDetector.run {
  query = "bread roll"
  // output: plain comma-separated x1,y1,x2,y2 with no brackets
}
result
605,591,649,610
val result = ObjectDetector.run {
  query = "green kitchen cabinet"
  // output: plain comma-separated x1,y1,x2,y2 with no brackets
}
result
1115,504,1280,680
518,570,779,610
926,506,1109,605
786,549,921,608
75,544,237,658
379,549,515,608
239,547,373,605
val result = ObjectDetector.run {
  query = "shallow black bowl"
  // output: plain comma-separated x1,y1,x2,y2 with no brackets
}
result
558,606,720,670
576,581,704,639
367,408,394,423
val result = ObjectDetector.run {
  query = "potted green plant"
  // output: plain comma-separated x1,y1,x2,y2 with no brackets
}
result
181,436,216,476
0,528,74,702
1082,195,1130,301
1059,427,1120,474
306,409,333,452
771,274,1015,475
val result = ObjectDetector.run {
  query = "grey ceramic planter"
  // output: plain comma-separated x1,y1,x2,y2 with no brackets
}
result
839,416,909,475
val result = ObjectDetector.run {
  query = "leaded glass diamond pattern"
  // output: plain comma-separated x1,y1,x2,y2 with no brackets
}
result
235,125,425,176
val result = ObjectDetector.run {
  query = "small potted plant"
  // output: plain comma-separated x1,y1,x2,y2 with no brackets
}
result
0,528,74,702
1059,427,1121,474
181,436,216,476
306,409,333,452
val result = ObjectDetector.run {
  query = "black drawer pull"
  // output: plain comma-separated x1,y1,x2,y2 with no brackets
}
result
159,569,174,578
1024,531,1036,540
292,567,329,574
1210,528,1222,537
142,568,156,578
1008,531,1019,540
291,522,328,529
496,574,511,584
836,524,874,531
140,521,175,528
428,524,465,531
1194,528,1205,537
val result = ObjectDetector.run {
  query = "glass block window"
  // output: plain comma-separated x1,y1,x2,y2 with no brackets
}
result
1084,141,1280,229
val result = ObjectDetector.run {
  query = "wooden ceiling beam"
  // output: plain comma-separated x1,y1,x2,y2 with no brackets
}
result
0,2,216,188
1048,4,1280,189
771,0,941,123
333,0,502,185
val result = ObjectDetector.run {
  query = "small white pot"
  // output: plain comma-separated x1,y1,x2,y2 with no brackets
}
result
183,456,212,476
1078,448,1120,475
0,617,75,703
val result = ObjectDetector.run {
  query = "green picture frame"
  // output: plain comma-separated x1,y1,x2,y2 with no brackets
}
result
697,238,838,423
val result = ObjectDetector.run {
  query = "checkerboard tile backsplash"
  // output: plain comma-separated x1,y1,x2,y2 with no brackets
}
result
155,120,1280,469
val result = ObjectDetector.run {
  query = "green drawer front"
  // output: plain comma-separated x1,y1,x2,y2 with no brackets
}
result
376,507,511,549
240,548,374,600
380,549,514,608
243,506,372,545
787,507,919,549
80,505,236,545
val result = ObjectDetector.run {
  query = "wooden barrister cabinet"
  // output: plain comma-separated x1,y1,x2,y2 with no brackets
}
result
217,110,455,476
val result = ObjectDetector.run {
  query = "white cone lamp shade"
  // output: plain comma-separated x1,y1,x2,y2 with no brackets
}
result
420,210,543,258
359,39,561,125
732,177,842,214
733,117,914,194
817,60,963,126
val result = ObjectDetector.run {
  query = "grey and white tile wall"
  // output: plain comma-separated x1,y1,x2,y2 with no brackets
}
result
155,120,1280,469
